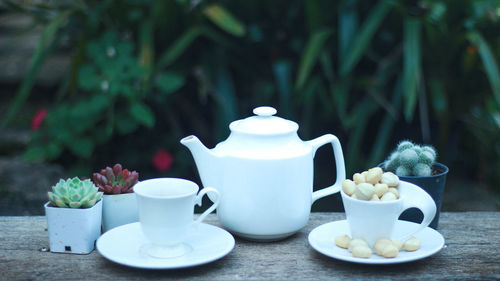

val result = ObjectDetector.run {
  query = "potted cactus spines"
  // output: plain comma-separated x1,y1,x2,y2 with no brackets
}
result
45,177,103,254
92,164,139,232
381,140,449,229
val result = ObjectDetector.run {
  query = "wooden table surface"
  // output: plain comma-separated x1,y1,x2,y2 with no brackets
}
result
0,212,498,280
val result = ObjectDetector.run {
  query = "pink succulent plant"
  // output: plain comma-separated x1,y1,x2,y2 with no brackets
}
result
92,163,139,194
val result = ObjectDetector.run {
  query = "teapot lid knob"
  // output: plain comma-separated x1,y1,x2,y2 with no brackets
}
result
253,106,277,117
230,106,298,134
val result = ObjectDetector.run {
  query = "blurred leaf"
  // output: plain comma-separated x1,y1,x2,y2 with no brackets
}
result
299,76,320,138
23,145,46,162
472,0,500,20
78,65,99,91
467,31,500,109
23,141,63,162
215,69,238,117
368,77,403,166
129,102,155,128
155,72,186,94
318,51,337,112
403,18,422,122
295,29,332,90
248,24,264,42
214,65,238,138
338,0,358,61
116,113,139,135
320,51,335,84
332,79,351,127
339,0,393,76
69,138,94,158
88,94,110,113
305,0,323,31
426,1,446,24
493,112,500,130
345,94,377,128
429,78,447,113
345,97,378,173
200,26,236,48
139,19,155,79
46,142,64,160
418,73,431,142
1,10,71,129
157,27,201,69
175,0,190,6
368,43,402,117
273,60,293,117
203,4,246,37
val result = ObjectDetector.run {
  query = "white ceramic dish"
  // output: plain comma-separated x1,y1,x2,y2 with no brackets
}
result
97,222,234,269
308,220,445,264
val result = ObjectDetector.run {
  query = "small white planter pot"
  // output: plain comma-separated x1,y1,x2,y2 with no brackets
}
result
102,193,138,232
45,200,102,254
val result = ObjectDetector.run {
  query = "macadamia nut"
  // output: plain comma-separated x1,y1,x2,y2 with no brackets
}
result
352,246,372,258
381,191,397,201
381,244,399,258
335,235,351,249
404,236,421,251
355,183,375,200
342,179,356,195
353,173,366,184
374,238,393,255
388,187,399,198
366,167,383,184
374,183,389,198
381,172,399,187
348,239,368,252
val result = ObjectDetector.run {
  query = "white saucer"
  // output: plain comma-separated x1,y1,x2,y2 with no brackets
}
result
97,222,235,269
308,220,445,264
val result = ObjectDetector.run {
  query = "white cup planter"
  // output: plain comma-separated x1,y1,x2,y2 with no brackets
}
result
102,193,138,232
45,200,102,254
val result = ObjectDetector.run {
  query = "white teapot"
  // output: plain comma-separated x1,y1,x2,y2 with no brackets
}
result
181,106,345,241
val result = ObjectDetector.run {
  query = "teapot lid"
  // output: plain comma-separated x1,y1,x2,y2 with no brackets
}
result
229,106,298,135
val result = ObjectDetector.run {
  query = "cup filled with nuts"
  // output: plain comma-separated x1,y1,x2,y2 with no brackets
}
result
341,167,436,248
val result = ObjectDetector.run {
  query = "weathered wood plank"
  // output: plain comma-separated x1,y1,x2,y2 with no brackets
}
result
0,212,498,280
0,13,70,85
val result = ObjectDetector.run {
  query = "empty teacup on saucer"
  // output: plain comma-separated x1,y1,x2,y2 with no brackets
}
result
134,178,220,258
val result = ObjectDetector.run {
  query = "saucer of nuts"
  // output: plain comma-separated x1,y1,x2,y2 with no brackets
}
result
308,167,445,264
308,219,445,264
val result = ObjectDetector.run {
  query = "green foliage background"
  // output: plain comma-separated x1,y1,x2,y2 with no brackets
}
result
2,0,500,192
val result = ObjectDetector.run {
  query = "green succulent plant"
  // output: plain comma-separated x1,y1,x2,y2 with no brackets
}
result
384,140,437,177
47,177,103,208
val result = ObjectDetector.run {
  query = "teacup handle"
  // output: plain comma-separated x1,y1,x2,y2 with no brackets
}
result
395,184,437,241
308,134,346,204
194,187,220,224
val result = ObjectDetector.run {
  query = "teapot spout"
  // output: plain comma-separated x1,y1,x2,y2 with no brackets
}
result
180,135,219,188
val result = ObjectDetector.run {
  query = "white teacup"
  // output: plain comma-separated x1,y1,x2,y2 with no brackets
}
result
341,180,436,247
134,178,220,258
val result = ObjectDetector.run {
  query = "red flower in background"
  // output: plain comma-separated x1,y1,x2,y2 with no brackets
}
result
152,149,174,172
31,108,47,131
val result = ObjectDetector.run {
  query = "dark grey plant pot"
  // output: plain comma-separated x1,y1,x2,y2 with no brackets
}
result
378,162,449,229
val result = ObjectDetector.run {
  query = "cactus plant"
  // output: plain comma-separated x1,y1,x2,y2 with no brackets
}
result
47,177,103,208
383,140,437,177
92,163,139,194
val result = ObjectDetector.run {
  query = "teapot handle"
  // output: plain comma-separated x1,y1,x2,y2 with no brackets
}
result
308,134,346,204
